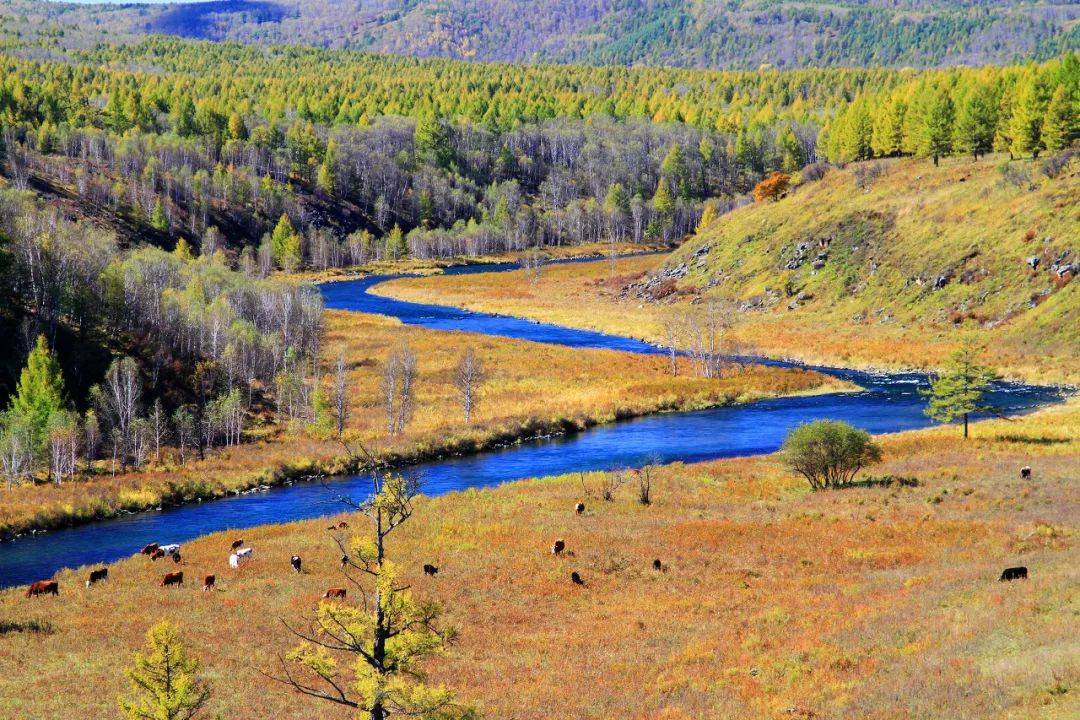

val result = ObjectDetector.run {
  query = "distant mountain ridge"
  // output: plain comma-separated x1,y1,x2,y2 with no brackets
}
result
7,0,1079,68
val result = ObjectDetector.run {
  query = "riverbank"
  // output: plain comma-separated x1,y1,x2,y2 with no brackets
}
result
3,395,1076,719
0,307,844,539
374,249,1080,386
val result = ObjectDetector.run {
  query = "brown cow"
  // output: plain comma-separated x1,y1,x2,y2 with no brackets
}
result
26,580,58,598
140,543,159,555
203,575,216,592
161,571,184,588
230,539,244,550
323,587,347,599
150,548,166,561
86,568,108,587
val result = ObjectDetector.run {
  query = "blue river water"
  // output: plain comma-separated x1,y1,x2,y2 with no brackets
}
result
0,260,1064,588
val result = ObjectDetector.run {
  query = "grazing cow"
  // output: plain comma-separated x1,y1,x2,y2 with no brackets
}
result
291,555,302,573
171,552,182,564
150,548,166,561
236,547,253,560
1020,466,1032,479
652,559,663,571
231,539,245,550
423,564,439,576
575,502,585,514
160,544,181,556
202,575,215,592
86,568,108,587
570,571,584,586
229,553,239,569
337,521,349,529
551,539,566,556
999,566,1028,582
340,554,349,569
140,543,159,555
161,571,184,588
26,580,59,598
323,587,347,599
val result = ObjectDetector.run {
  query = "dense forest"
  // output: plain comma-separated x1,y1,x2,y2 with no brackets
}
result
2,0,1077,69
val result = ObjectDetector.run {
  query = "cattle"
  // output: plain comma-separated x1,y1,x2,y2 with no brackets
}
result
203,575,215,592
291,555,302,573
652,559,663,571
575,502,585,514
236,547,253,559
140,543,159,555
551,539,565,556
337,521,349,529
26,580,58,598
570,571,584,586
161,571,184,588
999,566,1028,582
1020,466,1032,479
423,564,439,576
160,544,181,556
340,554,349,569
171,552,182,564
86,568,108,587
229,553,239,569
231,539,244,550
150,548,166,561
323,587,347,599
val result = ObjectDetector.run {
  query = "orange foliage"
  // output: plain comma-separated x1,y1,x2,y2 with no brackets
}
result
752,171,790,202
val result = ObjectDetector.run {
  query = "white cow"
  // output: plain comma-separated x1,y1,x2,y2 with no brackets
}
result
159,544,181,556
229,547,254,569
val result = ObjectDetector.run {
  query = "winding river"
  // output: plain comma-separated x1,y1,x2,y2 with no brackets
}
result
0,260,1064,588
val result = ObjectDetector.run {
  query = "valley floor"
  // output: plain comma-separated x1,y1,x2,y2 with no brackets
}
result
2,396,1077,719
0,307,839,538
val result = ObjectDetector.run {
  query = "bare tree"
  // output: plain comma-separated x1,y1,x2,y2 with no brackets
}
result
150,400,168,464
601,469,629,501
522,246,545,287
453,347,485,424
83,410,100,473
172,406,195,465
381,344,417,436
686,300,731,378
91,356,142,467
332,354,349,438
636,464,654,505
659,309,685,377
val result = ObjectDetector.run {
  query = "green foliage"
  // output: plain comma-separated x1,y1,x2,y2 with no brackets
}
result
7,334,66,459
118,620,211,720
922,338,1000,438
150,198,169,233
270,214,301,271
414,115,453,170
1042,85,1076,152
782,420,882,490
385,225,408,261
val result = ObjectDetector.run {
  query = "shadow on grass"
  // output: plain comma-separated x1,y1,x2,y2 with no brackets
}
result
994,434,1071,445
845,475,920,489
0,618,55,636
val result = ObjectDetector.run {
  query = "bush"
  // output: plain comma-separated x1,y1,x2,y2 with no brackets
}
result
782,420,882,490
752,172,791,202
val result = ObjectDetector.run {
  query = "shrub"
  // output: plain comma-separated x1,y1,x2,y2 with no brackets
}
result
753,172,791,202
782,420,882,490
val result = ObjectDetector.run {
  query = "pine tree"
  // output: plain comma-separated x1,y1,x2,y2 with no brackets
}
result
414,114,453,169
227,112,248,141
1009,79,1045,160
270,214,301,272
150,198,169,233
385,225,407,260
921,338,1000,439
919,89,955,166
953,83,997,159
119,620,211,720
1042,85,1076,153
8,335,66,461
871,96,906,158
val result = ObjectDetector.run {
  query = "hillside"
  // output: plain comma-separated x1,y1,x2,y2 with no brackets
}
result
3,0,1077,68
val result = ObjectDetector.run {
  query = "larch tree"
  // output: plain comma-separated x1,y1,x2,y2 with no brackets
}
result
1041,85,1076,153
953,82,997,159
918,89,955,166
1008,79,1045,160
118,620,211,720
275,470,474,720
453,347,485,424
921,338,1000,439
7,334,67,462
271,214,302,272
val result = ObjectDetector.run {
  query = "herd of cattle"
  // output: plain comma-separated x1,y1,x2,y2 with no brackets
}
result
22,496,1035,599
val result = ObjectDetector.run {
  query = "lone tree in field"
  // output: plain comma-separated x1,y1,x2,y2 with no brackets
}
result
453,347,485,424
752,171,790,202
119,620,211,720
275,468,473,720
921,338,1000,439
782,420,882,490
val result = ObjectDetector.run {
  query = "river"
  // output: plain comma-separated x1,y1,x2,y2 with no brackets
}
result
0,260,1063,588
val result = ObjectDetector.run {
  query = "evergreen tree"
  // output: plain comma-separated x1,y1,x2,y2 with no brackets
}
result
150,198,169,233
921,338,1000,439
414,114,453,169
119,620,211,720
7,335,66,461
660,145,691,198
1009,79,1045,160
385,225,407,260
1042,85,1076,153
918,89,955,166
270,214,302,272
227,112,248,141
953,83,997,159
171,95,198,137
652,178,674,219
871,96,906,158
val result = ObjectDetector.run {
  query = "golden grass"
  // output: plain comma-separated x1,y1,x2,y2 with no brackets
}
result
375,156,1080,384
0,309,842,537
2,398,1076,720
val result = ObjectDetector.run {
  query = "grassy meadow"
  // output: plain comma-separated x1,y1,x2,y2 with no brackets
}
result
0,308,841,538
1,396,1076,720
375,156,1080,384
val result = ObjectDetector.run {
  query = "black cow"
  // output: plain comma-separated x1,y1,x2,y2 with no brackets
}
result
570,571,584,586
999,566,1028,582
86,568,108,587
1020,466,1032,479
551,539,565,556
423,564,439,576
291,555,302,573
575,502,585,514
652,559,663,571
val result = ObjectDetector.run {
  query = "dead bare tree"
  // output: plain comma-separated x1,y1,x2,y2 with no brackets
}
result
453,347,485,424
659,308,685,376
685,300,731,378
636,464,654,505
381,343,417,436
332,354,349,438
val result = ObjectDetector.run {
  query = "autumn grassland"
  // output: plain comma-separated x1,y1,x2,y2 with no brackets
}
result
0,307,840,538
1,395,1076,720
375,156,1080,384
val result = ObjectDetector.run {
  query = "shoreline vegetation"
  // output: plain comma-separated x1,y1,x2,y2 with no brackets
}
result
0,306,848,540
2,395,1076,718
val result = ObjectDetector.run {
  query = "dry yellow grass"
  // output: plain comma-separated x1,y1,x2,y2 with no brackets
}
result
0,308,840,537
2,398,1076,720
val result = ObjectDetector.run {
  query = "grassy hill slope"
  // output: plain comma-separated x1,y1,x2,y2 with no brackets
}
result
641,154,1078,379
